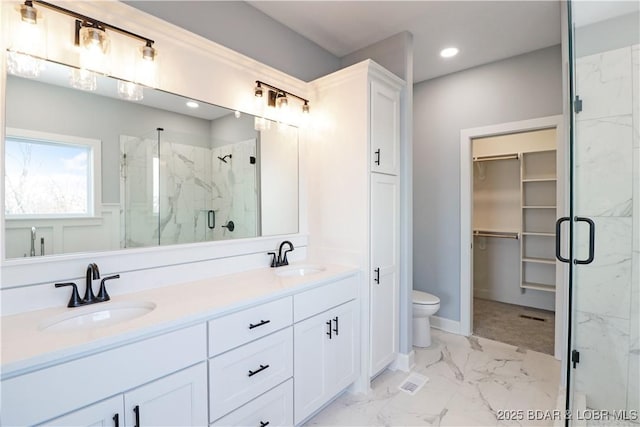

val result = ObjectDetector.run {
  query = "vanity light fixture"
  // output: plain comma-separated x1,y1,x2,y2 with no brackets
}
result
186,101,199,109
254,80,310,115
440,47,459,58
10,1,158,85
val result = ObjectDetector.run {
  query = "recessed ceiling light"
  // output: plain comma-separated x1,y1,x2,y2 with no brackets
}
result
186,101,199,108
440,47,459,58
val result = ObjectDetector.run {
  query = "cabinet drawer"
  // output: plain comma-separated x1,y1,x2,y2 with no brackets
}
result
293,275,357,322
212,379,293,427
209,297,292,356
209,327,293,421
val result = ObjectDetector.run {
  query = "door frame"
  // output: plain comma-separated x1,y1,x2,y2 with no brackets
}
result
459,114,567,360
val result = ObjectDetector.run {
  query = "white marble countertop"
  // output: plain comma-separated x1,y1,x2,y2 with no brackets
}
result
1,263,358,378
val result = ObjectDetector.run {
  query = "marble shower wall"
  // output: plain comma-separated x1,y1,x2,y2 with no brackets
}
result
158,139,213,245
121,136,258,247
573,44,639,412
210,140,258,240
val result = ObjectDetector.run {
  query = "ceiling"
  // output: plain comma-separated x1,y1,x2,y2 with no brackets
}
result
249,1,562,83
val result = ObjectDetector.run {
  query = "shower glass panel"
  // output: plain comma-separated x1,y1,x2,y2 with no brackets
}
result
121,128,259,248
565,1,639,424
121,130,160,248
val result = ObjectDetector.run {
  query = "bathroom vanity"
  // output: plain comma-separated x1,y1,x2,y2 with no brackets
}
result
0,265,359,426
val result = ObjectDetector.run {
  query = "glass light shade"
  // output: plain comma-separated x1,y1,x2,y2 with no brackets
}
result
117,81,144,101
135,45,158,87
7,4,46,78
78,26,110,74
7,51,44,78
70,68,97,91
276,93,288,109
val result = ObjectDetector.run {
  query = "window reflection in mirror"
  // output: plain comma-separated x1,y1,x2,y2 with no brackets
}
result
4,59,299,259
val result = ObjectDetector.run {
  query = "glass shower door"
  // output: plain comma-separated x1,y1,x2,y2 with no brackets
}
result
564,1,639,423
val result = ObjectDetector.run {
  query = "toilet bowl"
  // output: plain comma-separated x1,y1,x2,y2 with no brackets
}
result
412,290,440,348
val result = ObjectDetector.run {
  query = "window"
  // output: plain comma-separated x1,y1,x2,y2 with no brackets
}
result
4,129,101,217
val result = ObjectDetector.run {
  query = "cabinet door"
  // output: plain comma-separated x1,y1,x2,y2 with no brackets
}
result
293,310,332,424
42,395,124,427
370,173,399,377
328,300,357,394
123,363,207,427
294,301,357,425
370,79,400,175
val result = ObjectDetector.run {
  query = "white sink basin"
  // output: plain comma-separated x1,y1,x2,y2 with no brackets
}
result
274,265,326,277
40,301,156,332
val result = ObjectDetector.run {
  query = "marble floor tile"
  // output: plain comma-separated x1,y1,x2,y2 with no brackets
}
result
305,330,561,427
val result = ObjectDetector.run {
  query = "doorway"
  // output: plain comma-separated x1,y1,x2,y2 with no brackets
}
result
460,115,567,360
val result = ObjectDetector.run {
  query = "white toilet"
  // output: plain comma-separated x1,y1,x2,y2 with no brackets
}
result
412,290,441,347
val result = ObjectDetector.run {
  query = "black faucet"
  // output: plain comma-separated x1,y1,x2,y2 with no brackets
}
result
270,241,294,267
83,263,100,304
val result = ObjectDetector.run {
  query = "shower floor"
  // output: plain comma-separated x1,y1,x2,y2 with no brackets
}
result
473,297,555,355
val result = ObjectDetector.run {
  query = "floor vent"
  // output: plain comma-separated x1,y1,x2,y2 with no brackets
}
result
519,314,546,322
398,372,428,395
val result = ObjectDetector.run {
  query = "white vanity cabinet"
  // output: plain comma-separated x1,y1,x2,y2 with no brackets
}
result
308,60,403,382
2,324,207,427
293,276,358,425
44,363,208,427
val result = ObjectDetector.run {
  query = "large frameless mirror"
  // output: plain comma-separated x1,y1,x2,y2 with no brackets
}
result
4,58,299,259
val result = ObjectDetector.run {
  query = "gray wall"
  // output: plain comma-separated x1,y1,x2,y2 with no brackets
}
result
6,76,212,204
413,45,563,321
210,113,258,148
125,1,341,82
575,12,640,57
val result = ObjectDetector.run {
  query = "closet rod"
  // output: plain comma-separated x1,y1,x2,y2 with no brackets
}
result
473,230,520,239
473,153,520,162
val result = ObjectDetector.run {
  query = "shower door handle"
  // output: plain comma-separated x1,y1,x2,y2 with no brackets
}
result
555,217,570,263
574,217,595,265
207,210,215,229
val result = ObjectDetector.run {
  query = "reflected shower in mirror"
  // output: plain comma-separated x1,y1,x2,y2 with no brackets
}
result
4,59,299,259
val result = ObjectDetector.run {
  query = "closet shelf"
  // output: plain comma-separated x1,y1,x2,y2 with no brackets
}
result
522,257,556,265
522,206,556,209
521,282,556,292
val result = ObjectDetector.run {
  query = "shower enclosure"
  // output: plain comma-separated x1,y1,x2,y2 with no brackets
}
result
120,128,258,248
563,1,639,423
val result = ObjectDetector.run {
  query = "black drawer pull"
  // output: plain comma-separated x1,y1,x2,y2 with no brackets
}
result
249,319,271,329
248,364,270,377
259,422,270,427
374,149,381,165
113,413,119,427
374,267,380,284
326,320,332,339
333,316,339,335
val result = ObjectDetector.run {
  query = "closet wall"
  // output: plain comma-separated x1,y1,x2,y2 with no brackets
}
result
473,129,557,311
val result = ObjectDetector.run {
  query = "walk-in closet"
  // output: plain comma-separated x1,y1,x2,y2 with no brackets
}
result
472,128,558,355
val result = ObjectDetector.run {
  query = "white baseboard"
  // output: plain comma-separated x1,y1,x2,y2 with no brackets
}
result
431,316,462,335
390,350,415,372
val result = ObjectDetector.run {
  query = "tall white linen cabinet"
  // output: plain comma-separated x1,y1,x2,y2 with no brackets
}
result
307,60,404,384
